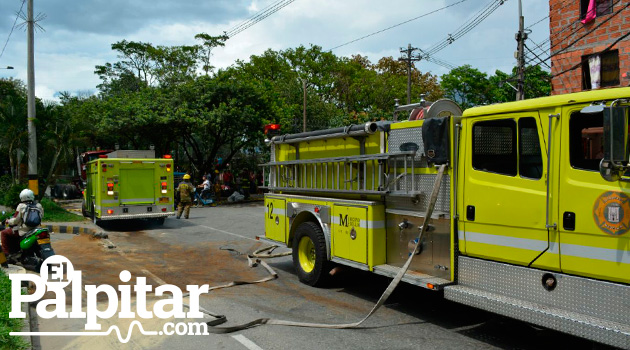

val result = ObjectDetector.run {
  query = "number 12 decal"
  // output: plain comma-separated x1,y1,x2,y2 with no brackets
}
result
267,202,274,219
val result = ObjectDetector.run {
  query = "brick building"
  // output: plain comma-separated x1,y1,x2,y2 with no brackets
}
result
549,0,630,94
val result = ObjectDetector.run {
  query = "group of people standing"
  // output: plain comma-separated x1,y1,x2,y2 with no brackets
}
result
175,168,262,219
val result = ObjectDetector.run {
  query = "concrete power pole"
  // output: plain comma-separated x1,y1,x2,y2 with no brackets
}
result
27,0,38,194
302,79,307,132
398,44,421,105
515,0,527,101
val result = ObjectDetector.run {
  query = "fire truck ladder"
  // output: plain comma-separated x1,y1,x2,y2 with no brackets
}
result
260,151,417,195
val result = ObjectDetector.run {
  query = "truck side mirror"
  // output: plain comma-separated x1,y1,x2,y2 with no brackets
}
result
600,106,628,182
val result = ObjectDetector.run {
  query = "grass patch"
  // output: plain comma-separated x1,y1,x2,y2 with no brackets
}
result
40,198,85,222
0,270,28,350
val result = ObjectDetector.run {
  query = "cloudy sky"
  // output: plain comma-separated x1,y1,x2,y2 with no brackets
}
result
0,0,550,102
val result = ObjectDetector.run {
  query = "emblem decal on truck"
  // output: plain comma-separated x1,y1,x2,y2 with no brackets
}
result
593,191,630,236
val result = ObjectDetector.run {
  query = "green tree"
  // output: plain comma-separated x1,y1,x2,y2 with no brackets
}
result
0,78,27,182
194,32,229,76
173,69,280,173
440,65,493,109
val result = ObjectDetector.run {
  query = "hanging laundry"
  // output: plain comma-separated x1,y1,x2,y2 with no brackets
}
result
581,0,597,24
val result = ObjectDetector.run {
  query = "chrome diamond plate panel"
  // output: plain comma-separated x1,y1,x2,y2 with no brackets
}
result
445,285,630,349
456,256,630,326
394,175,450,214
388,127,427,166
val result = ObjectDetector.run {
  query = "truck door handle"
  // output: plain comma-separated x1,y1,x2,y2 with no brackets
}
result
466,205,475,221
563,212,575,231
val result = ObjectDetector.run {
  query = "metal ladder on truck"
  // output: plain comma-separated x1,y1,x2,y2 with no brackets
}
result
260,150,420,195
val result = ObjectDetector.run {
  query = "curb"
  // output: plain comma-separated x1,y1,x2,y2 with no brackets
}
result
45,224,94,235
45,224,108,239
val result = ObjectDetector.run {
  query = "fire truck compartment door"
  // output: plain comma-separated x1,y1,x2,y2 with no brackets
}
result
265,198,287,244
332,205,368,264
118,168,155,204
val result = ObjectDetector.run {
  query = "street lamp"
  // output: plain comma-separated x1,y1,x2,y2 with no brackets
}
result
0,66,14,69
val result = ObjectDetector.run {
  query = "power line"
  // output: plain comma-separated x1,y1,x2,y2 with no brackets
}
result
227,0,295,37
227,0,287,34
530,0,630,69
552,29,630,79
326,0,470,52
0,0,26,62
226,0,297,38
424,0,505,57
525,0,574,30
530,0,621,57
524,44,551,69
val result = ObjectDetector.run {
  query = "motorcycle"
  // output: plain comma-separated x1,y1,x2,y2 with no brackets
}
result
0,221,55,272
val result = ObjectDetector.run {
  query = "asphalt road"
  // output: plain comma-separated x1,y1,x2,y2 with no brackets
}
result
35,201,611,350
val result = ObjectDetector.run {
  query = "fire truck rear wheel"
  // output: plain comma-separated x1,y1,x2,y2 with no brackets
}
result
81,198,88,217
292,221,330,287
92,204,100,225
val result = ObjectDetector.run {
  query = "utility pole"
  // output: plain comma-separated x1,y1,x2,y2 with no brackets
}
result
302,79,307,132
515,0,527,101
398,44,421,104
27,0,38,194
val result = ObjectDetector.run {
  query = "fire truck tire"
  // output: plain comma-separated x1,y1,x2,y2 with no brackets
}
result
292,221,330,287
81,198,88,217
92,204,100,225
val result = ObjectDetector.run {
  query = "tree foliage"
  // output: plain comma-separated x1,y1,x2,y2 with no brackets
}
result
5,34,551,182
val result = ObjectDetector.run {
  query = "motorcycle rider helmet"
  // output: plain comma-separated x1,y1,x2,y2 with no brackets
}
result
19,188,35,202
183,174,191,180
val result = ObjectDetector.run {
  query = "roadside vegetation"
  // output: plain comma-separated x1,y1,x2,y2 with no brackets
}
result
0,271,28,350
0,34,551,183
40,198,84,222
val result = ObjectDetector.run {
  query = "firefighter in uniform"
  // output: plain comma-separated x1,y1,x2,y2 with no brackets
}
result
176,174,194,219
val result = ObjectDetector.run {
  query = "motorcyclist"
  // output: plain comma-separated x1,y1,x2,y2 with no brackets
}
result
1,189,44,262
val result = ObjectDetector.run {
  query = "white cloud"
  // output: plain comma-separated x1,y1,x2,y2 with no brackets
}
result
0,0,550,100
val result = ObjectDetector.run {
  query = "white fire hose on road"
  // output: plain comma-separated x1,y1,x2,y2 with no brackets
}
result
194,165,447,333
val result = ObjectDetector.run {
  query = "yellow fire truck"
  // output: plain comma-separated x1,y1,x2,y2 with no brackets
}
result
261,88,630,348
82,150,175,224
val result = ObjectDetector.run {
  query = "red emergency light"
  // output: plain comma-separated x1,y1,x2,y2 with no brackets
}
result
163,155,172,159
264,124,281,135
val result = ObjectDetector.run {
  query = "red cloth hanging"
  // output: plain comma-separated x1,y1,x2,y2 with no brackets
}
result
581,0,597,24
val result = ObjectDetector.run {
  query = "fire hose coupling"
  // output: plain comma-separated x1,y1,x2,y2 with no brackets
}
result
398,219,411,230
363,122,378,134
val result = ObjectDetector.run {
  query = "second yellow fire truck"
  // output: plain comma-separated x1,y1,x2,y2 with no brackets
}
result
261,87,630,348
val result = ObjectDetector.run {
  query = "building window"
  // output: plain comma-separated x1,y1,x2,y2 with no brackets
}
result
580,0,613,20
582,50,619,90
